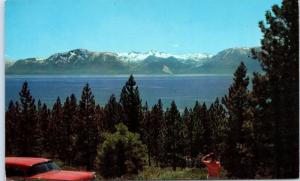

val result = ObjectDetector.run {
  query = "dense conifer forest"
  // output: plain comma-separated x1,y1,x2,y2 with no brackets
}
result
5,0,298,179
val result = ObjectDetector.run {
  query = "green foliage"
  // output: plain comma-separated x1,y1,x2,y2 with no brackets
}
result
251,0,299,178
103,94,122,132
141,102,152,166
150,99,167,167
96,123,146,178
190,102,204,162
208,98,228,158
164,101,185,170
137,166,208,180
95,104,105,134
200,103,212,153
6,101,20,155
141,100,166,167
61,95,78,165
222,62,255,178
120,75,143,133
75,83,100,170
34,100,46,155
182,107,193,166
37,102,50,156
48,97,63,157
18,82,39,156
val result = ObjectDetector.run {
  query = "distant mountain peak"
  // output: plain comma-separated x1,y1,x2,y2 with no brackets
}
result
47,48,91,64
116,50,212,62
6,47,261,75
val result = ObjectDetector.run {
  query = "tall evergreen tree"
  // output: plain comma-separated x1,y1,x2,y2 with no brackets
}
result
6,101,20,155
95,104,104,136
34,100,45,155
165,101,185,170
222,62,255,178
150,99,166,167
61,95,78,165
182,107,194,167
49,97,64,157
141,102,152,166
251,0,299,178
250,73,273,177
120,75,142,133
150,99,167,167
190,101,204,162
208,98,227,156
104,94,122,132
75,83,99,170
200,103,212,154
18,81,38,156
38,102,50,156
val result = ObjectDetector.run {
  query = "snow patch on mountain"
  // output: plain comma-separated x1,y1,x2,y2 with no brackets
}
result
47,49,90,64
162,65,173,74
20,48,214,65
117,50,212,62
117,50,171,62
222,47,251,56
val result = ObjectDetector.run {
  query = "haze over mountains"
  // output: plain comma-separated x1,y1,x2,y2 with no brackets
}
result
5,47,261,75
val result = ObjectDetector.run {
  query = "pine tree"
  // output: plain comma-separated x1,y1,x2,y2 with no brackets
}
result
208,98,227,156
120,75,142,133
250,73,273,177
251,0,299,178
75,83,99,170
201,103,212,154
165,101,185,170
191,101,205,161
49,97,64,157
18,81,38,156
5,101,14,155
151,99,166,167
222,62,255,178
6,101,20,155
182,107,193,167
188,101,215,166
34,100,45,155
150,99,166,167
38,102,50,156
95,104,104,136
104,94,122,132
141,102,152,166
61,95,78,165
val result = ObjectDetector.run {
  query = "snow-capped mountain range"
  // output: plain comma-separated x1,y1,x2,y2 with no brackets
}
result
30,49,212,64
116,50,212,62
6,47,261,74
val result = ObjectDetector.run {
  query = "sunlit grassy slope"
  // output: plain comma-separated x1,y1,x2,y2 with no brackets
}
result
136,166,208,180
58,159,227,180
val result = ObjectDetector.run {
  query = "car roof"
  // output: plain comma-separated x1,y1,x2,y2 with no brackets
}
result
5,157,51,168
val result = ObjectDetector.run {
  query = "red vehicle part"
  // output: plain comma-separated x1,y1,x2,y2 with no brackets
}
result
6,157,96,181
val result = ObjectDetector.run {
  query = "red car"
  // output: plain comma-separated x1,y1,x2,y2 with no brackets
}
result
5,157,96,181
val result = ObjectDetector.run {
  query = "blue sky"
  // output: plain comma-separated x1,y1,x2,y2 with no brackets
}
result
5,0,281,60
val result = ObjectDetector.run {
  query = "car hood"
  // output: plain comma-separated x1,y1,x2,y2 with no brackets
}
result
29,170,95,180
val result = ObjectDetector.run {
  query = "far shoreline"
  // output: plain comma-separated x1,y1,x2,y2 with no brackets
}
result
5,74,234,78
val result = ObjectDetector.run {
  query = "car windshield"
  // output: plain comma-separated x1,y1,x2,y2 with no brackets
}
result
27,161,60,176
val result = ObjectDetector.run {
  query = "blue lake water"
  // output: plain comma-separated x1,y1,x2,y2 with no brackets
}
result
5,75,233,111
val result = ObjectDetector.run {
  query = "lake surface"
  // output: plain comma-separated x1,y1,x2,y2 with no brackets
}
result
5,75,233,111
